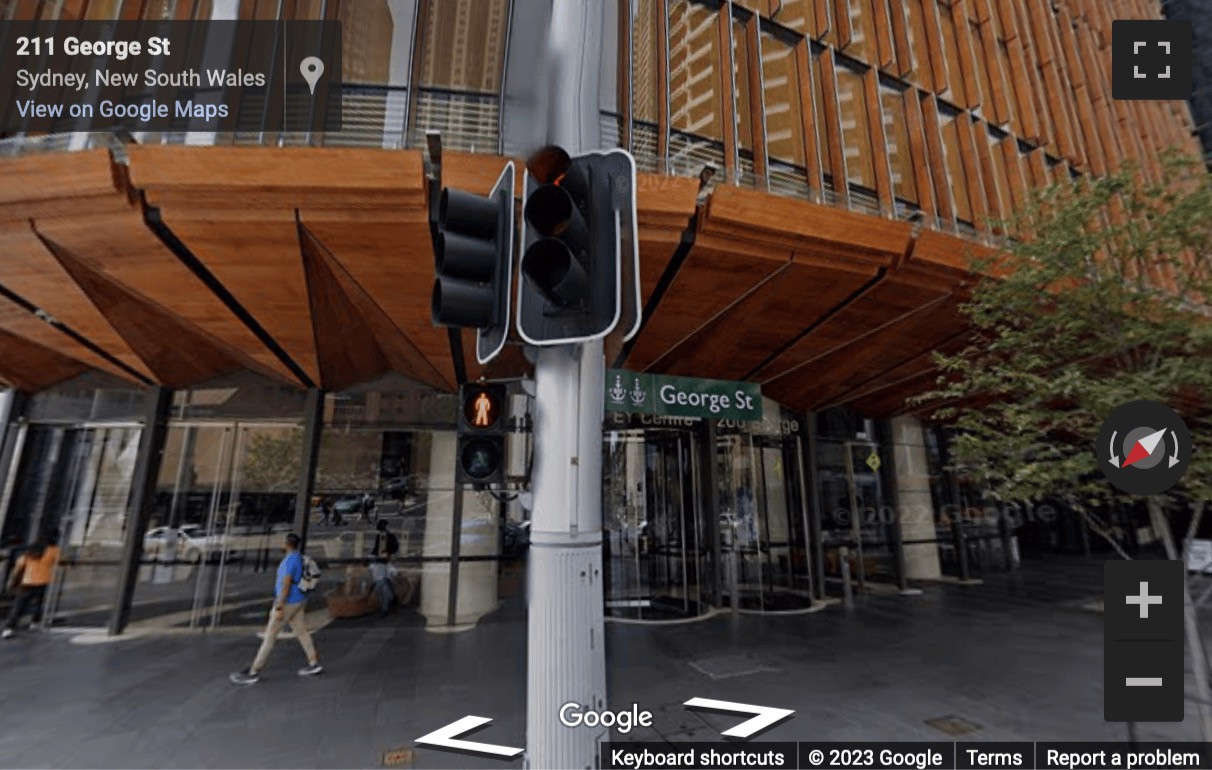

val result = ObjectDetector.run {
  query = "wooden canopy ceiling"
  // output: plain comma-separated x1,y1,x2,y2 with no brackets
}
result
0,146,986,417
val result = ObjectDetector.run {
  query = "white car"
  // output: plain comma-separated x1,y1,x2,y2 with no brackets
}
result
143,525,235,563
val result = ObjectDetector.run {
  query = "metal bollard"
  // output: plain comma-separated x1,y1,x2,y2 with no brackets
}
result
952,519,971,582
839,546,854,610
730,546,740,615
998,514,1017,571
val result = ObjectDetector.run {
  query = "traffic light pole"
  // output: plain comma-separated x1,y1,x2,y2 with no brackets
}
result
526,4,608,768
527,341,608,769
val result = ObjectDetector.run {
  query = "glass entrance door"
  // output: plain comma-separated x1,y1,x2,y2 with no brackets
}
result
602,428,704,620
717,433,813,611
818,440,896,592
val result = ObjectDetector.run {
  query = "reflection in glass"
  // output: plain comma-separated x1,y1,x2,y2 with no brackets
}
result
881,85,919,204
844,0,877,64
4,425,141,627
716,432,812,611
733,16,756,186
835,63,876,192
936,2,965,103
903,0,935,90
409,0,509,151
816,439,894,591
761,31,806,169
668,0,726,177
940,112,974,224
603,429,704,620
766,0,815,38
632,0,665,172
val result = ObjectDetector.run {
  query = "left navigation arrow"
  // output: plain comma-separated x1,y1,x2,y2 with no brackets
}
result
415,716,524,759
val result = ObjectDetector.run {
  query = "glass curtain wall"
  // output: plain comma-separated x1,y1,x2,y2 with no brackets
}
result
667,0,727,177
0,376,149,628
306,379,509,631
407,0,509,151
128,378,307,629
814,407,897,593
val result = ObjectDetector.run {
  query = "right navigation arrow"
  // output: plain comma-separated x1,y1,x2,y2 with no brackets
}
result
683,697,795,739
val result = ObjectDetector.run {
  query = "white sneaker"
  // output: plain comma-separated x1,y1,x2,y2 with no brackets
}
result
298,663,323,676
1,629,13,639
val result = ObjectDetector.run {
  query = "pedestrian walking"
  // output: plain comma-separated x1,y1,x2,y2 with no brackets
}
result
369,520,399,617
2,535,60,638
229,533,323,684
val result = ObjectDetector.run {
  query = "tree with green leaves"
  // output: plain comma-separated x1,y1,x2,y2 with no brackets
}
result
240,429,304,493
917,154,1212,739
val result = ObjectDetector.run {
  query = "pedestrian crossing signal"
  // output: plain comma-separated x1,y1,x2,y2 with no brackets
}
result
458,383,507,485
460,383,505,432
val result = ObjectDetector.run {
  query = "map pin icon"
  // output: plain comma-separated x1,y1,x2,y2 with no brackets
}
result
300,57,325,95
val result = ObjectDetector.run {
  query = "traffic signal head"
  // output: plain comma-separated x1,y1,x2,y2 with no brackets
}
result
457,382,508,485
517,146,636,345
430,162,516,363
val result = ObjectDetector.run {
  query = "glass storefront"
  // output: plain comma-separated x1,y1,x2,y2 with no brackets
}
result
0,376,150,626
815,408,898,591
0,371,972,631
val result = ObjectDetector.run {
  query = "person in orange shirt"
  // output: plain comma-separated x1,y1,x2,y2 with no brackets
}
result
2,536,60,638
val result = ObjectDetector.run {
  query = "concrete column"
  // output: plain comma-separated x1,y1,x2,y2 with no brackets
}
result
419,430,498,630
890,416,942,581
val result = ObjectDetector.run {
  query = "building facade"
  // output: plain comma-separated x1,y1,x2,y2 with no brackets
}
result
0,0,1197,633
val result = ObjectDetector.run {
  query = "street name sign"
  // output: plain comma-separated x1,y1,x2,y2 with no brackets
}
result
605,369,763,421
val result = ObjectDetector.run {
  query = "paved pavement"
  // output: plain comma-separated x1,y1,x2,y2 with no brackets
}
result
0,557,1209,769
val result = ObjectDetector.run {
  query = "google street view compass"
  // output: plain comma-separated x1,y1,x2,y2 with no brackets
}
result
1096,400,1191,496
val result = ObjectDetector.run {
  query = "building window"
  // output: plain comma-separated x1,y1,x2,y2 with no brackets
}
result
880,83,918,205
967,13,997,121
994,23,1020,133
767,0,817,38
989,130,1020,218
761,29,809,197
632,0,665,171
936,1,964,103
844,0,877,65
811,47,837,193
835,61,876,193
668,0,726,177
733,15,758,186
903,0,934,90
409,0,509,151
939,110,974,225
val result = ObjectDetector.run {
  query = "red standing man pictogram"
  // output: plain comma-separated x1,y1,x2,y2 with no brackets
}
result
474,392,492,427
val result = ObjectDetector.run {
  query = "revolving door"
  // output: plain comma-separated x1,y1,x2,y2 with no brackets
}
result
602,428,706,620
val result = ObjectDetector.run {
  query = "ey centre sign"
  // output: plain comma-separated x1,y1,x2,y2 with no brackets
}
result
605,369,762,421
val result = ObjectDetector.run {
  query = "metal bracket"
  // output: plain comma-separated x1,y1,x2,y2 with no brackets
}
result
425,132,443,249
424,130,442,182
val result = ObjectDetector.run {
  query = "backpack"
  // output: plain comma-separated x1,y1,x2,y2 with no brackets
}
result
298,554,322,594
385,532,399,556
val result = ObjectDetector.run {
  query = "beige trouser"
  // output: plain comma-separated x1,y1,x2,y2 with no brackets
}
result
251,601,316,672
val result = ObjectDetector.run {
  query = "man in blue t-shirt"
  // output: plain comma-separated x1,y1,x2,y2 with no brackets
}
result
230,533,323,684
